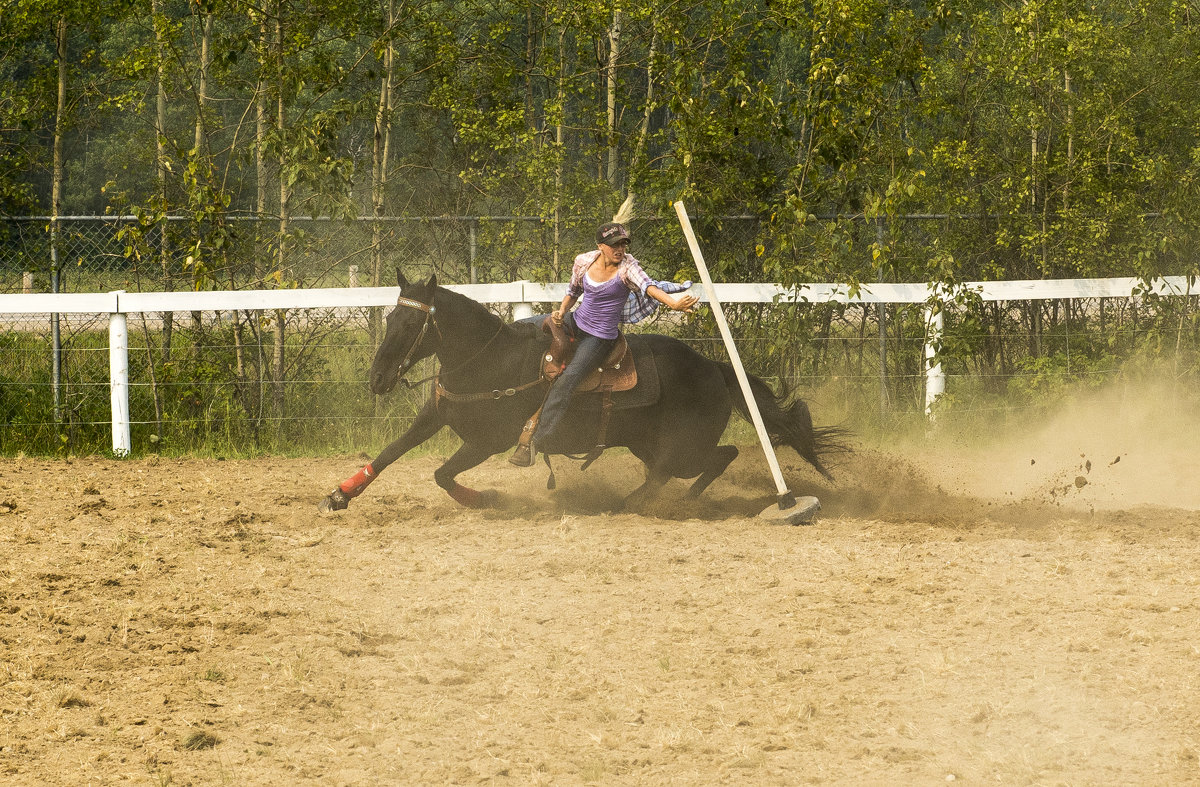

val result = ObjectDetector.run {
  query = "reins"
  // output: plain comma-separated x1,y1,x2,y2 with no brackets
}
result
390,292,548,402
434,374,547,403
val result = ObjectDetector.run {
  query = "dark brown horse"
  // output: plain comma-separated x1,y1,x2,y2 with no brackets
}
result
320,271,843,513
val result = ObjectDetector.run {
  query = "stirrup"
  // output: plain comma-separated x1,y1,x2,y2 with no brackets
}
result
509,440,537,467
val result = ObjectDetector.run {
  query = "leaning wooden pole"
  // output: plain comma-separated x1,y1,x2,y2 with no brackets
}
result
674,201,819,523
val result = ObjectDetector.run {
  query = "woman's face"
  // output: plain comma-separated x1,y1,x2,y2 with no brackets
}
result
597,240,629,265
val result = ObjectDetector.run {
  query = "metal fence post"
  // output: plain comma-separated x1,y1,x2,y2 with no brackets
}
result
876,218,888,422
109,294,131,456
469,220,478,284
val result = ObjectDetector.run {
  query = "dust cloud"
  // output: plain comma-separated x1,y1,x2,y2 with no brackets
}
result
710,375,1200,530
500,374,1200,528
912,377,1200,511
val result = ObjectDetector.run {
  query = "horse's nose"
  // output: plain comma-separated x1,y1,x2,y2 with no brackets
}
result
369,368,396,395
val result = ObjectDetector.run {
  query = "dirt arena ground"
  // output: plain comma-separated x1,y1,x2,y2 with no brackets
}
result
3,388,1200,785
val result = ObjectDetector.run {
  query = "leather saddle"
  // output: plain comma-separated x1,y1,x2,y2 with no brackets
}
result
513,316,656,471
540,316,637,393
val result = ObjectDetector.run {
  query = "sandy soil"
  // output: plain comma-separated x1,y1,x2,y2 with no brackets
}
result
3,391,1200,785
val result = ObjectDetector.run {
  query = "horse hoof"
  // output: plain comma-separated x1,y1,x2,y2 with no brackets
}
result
448,484,500,509
618,496,645,515
318,490,349,513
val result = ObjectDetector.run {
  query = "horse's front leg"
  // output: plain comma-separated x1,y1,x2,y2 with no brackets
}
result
435,442,501,508
319,397,444,512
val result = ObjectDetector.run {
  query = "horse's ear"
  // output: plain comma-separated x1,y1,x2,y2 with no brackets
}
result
425,273,437,290
396,269,408,289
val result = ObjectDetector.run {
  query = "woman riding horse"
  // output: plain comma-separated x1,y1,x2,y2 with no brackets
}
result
509,222,698,466
320,256,842,513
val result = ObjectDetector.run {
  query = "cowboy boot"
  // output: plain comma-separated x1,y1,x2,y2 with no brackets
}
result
509,411,541,467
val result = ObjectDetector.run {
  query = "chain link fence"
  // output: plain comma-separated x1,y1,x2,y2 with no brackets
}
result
0,214,793,457
0,214,769,292
3,215,1200,456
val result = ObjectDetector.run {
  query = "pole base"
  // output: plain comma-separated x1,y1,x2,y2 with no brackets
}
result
758,495,821,526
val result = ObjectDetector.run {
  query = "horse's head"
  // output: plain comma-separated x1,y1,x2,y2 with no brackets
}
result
369,270,439,395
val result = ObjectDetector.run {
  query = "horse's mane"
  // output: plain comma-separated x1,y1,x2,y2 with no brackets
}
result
436,286,499,323
436,284,541,340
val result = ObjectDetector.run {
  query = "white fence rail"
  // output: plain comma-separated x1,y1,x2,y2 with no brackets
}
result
0,276,1194,455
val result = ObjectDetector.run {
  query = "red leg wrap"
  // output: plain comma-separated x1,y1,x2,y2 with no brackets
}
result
338,463,376,498
447,483,482,508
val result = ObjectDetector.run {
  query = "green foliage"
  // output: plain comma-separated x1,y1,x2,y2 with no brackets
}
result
3,0,1195,286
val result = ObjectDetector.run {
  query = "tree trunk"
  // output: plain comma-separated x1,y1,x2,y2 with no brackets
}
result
1028,302,1042,358
245,10,270,431
255,9,269,286
194,12,211,156
552,25,566,279
191,10,213,368
273,7,289,417
272,308,286,419
1064,72,1072,211
630,28,656,182
371,0,395,345
994,303,1008,386
525,4,535,134
605,9,621,186
152,0,174,363
51,17,67,425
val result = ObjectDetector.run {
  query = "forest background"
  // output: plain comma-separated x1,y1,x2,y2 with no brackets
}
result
1,0,1199,455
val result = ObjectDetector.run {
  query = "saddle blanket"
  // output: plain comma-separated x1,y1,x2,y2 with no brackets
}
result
564,334,660,412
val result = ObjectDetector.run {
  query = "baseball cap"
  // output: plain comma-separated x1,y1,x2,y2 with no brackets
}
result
596,222,630,246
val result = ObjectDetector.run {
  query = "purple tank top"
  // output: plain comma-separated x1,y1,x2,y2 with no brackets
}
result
573,271,628,339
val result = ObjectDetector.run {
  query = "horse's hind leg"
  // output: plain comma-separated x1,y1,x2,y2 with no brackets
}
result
622,466,672,512
435,442,500,508
687,445,738,498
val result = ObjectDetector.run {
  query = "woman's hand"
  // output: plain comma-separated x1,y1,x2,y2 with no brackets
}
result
551,309,565,326
671,293,699,313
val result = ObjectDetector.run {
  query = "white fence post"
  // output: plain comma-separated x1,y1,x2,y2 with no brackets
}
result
512,280,534,321
108,296,131,456
924,305,945,418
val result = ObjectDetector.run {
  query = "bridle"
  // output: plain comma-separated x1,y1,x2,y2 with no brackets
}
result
387,292,542,399
390,294,440,381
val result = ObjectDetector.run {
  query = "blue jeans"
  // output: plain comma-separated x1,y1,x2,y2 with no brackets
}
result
533,313,617,450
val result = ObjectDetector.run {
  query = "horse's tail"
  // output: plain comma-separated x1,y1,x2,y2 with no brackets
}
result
718,363,849,481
